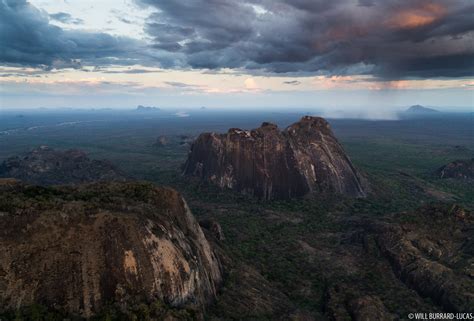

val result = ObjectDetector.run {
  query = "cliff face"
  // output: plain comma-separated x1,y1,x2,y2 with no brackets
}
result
0,180,222,318
0,146,126,185
183,116,366,200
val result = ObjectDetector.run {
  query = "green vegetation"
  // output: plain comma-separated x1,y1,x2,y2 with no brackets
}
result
1,300,196,321
0,112,472,319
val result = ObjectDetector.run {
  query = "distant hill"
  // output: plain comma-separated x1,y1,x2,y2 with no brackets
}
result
0,146,126,185
135,105,160,112
436,158,474,180
406,105,439,113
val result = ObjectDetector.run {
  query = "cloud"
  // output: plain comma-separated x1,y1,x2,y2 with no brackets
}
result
283,80,301,85
2,0,473,80
137,0,474,79
358,0,375,7
117,17,133,24
174,111,190,117
49,12,83,25
0,0,145,69
244,78,258,90
164,81,196,88
0,76,148,96
100,68,162,74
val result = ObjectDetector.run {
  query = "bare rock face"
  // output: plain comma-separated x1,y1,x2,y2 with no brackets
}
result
436,158,474,180
321,203,473,319
183,116,366,200
0,146,126,185
0,180,222,318
362,204,474,313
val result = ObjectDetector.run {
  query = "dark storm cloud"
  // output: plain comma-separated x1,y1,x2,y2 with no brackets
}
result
137,0,474,78
2,0,473,79
49,12,83,25
358,0,375,7
0,0,143,69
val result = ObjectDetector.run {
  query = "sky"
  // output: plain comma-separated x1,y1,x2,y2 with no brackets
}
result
0,0,473,112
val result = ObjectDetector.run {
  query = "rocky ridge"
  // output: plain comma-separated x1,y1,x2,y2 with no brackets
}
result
183,116,367,200
362,204,473,312
313,203,474,320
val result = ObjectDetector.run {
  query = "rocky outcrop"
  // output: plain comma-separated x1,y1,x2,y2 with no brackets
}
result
319,203,473,319
154,135,168,147
0,180,222,318
0,146,126,185
183,116,367,200
436,158,474,180
361,204,474,313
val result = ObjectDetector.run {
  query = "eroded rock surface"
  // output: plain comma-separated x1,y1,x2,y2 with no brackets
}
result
0,146,126,185
290,202,474,319
361,204,474,313
184,116,367,200
0,180,222,318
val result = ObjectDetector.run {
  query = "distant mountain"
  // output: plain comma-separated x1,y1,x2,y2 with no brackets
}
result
406,105,439,113
135,105,161,112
